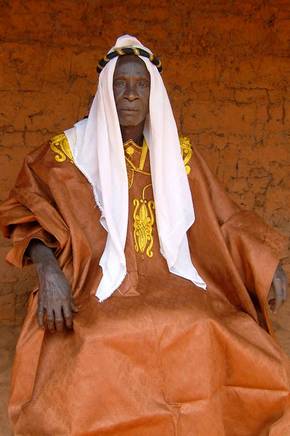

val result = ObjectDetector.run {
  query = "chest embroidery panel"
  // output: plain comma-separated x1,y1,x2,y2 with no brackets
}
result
49,133,74,163
124,136,193,259
133,184,155,258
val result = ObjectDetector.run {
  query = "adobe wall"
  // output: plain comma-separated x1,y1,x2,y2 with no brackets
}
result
0,0,289,333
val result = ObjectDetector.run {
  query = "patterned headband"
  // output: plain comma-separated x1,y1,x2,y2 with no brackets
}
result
96,46,162,74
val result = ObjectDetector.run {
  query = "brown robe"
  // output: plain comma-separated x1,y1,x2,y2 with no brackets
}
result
0,135,290,435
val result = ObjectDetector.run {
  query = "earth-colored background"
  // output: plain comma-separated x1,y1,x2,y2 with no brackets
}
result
0,0,290,434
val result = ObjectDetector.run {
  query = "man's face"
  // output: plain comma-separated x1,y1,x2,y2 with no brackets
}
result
113,55,150,127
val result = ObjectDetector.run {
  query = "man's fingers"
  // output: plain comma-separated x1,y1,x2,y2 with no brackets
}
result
37,303,44,329
71,300,79,313
62,304,73,329
274,293,284,313
269,264,289,313
283,285,288,302
45,309,56,333
282,275,288,302
273,279,285,313
54,307,64,332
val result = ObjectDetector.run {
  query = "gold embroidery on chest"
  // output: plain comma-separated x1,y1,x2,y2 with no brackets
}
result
180,136,192,174
126,164,135,189
133,184,155,258
49,133,74,163
124,139,150,189
126,135,192,258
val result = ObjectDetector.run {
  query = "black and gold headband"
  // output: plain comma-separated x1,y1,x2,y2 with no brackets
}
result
97,46,162,74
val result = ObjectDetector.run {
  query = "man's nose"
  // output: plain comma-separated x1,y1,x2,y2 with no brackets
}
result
124,81,138,100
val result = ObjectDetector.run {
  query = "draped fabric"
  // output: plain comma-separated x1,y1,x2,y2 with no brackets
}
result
0,139,289,435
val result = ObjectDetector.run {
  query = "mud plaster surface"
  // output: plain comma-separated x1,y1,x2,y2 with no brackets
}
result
0,0,290,433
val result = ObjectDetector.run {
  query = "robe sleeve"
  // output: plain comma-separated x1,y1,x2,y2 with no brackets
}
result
0,197,59,268
0,144,70,268
220,206,287,334
221,210,288,300
187,145,288,331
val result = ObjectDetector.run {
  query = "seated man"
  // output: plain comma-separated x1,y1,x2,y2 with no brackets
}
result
0,35,289,435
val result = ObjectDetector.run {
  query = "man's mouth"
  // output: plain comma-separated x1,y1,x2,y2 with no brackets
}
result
119,108,139,112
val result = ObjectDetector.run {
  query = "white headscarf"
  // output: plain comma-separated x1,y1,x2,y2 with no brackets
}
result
65,35,206,301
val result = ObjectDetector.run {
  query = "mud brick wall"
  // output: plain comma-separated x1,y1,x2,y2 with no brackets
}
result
0,0,289,328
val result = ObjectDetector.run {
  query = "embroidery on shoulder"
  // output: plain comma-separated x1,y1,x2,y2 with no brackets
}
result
49,133,74,163
179,136,192,174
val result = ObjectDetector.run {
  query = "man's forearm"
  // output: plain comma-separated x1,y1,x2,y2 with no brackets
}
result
27,240,75,332
27,240,59,269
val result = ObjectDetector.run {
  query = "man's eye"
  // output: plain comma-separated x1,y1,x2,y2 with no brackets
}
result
138,80,149,88
114,80,126,88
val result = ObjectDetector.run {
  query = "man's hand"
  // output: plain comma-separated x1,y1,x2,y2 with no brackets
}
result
28,240,78,332
268,263,288,313
37,261,78,332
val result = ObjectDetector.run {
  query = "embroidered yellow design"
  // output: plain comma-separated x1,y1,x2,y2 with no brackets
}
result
124,139,150,188
126,163,135,189
180,136,192,174
133,184,155,257
49,133,74,163
124,136,192,257
124,140,149,174
126,146,135,156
